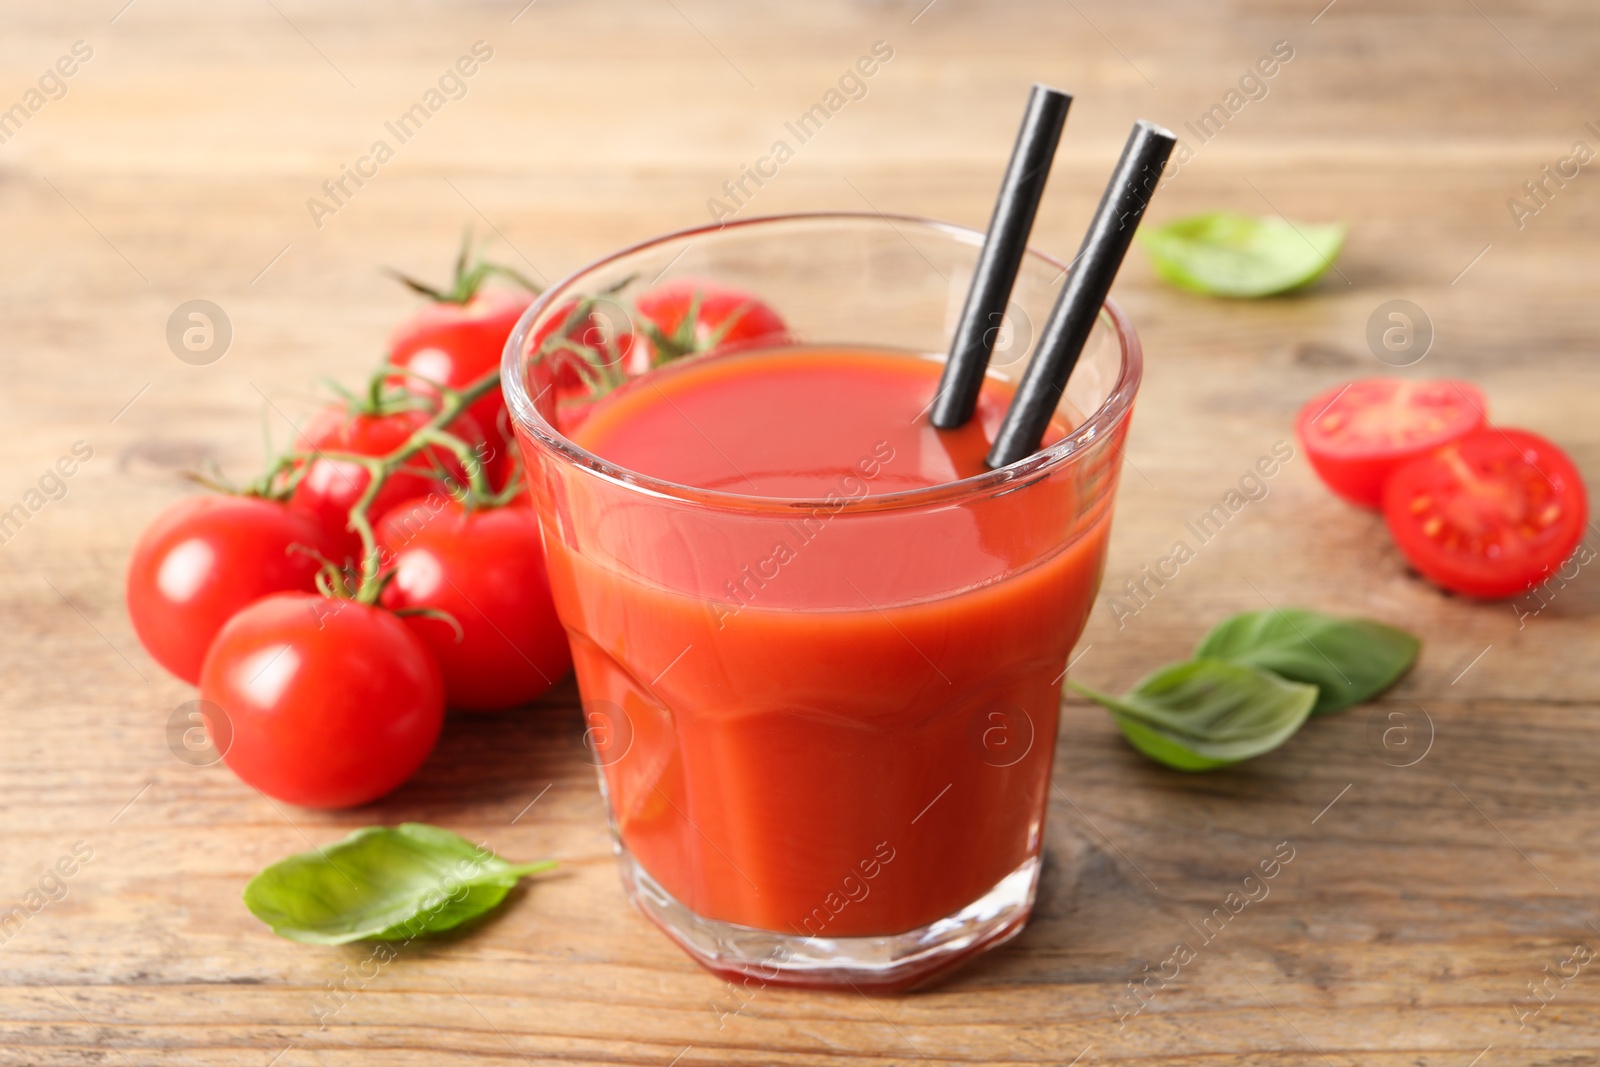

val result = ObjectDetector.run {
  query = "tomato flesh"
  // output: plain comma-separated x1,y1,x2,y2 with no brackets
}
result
1383,427,1587,599
199,592,445,808
1297,378,1487,507
126,495,329,683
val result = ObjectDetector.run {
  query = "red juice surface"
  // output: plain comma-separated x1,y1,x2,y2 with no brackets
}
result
539,346,1113,937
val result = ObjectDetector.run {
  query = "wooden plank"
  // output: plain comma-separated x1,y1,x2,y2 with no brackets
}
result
1,1,1597,1063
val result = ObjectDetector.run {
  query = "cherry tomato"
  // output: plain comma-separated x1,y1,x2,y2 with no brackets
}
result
126,495,329,684
631,278,787,365
390,287,532,463
529,282,785,433
1383,427,1587,599
528,299,637,434
1297,378,1487,507
289,404,486,564
199,592,444,808
377,499,571,711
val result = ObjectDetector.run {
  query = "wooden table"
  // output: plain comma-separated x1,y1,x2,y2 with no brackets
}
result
3,1,1597,1063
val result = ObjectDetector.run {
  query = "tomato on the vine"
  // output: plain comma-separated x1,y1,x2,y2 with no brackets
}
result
289,403,486,565
388,245,541,485
126,495,330,684
529,299,635,434
377,499,571,711
1383,427,1587,599
631,278,787,366
391,286,531,468
532,281,787,434
199,592,445,809
1296,378,1487,507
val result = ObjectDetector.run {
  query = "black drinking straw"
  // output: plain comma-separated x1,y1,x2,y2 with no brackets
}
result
930,84,1072,430
986,120,1177,469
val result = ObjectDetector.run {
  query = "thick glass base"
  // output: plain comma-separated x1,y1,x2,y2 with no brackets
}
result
616,844,1040,991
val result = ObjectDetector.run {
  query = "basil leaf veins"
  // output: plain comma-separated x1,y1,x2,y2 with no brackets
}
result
1196,608,1419,715
1072,659,1317,772
244,823,555,945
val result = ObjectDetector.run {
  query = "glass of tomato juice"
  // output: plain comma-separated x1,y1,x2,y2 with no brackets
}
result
503,213,1141,989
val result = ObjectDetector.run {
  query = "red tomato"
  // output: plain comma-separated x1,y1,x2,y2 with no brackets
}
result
1383,427,1588,599
199,592,444,808
523,283,784,434
289,405,486,564
528,299,636,434
126,495,329,684
377,499,571,710
631,278,787,365
1297,378,1487,507
390,287,532,464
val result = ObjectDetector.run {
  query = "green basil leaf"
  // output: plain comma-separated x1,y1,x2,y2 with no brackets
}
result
1196,608,1419,715
1072,659,1316,771
244,823,555,945
1139,212,1347,297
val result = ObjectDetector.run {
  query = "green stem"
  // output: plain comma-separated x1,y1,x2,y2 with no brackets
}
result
388,233,545,305
336,366,503,603
344,456,388,603
503,860,558,878
484,448,528,508
244,452,306,501
415,428,492,501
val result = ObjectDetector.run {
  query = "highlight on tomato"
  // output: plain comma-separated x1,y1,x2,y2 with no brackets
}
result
1382,427,1587,599
199,592,445,809
377,497,571,711
391,286,531,428
387,240,542,480
126,495,330,684
1296,378,1487,508
288,384,488,565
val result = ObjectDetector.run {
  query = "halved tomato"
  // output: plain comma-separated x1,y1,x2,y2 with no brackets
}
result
1382,427,1587,599
1297,378,1487,507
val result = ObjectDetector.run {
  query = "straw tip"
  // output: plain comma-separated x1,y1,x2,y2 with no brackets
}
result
1134,119,1178,142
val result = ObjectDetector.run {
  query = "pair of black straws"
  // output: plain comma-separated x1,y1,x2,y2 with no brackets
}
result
931,85,1176,468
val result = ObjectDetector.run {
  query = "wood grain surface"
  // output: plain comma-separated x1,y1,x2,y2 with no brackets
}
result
2,0,1598,1063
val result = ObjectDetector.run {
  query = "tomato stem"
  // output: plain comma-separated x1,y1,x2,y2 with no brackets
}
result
391,605,466,643
335,367,503,603
387,232,544,305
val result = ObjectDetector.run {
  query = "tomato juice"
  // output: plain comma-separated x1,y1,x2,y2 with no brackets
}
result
531,345,1116,938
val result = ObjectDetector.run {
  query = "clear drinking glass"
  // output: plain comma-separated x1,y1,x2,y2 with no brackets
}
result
503,213,1141,989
